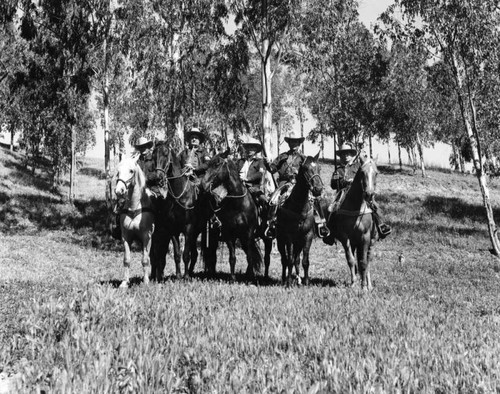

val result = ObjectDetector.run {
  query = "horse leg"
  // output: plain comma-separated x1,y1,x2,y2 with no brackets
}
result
342,239,357,287
227,240,237,282
263,238,272,279
286,241,294,287
120,237,132,288
201,226,218,277
171,235,182,279
277,238,288,284
292,243,303,286
241,234,262,280
151,230,168,282
183,229,194,279
141,232,152,285
301,236,314,286
358,238,373,291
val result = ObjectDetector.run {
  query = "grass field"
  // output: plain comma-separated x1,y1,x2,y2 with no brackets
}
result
1,147,500,393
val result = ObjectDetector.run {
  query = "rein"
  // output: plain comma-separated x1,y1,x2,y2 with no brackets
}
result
116,175,134,190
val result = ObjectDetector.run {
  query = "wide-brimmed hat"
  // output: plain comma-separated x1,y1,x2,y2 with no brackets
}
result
133,136,153,150
284,131,305,144
336,142,357,156
241,136,262,153
185,127,206,143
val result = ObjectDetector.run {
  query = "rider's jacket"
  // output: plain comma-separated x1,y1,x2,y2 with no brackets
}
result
268,149,306,186
137,151,160,188
178,146,211,176
330,160,361,191
237,157,266,194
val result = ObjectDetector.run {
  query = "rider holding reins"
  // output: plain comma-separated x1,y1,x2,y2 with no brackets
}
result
264,132,329,239
322,142,391,245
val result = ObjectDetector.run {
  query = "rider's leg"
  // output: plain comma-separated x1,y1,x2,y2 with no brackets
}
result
372,200,391,239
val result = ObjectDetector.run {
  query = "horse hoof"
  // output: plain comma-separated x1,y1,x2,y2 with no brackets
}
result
119,281,129,288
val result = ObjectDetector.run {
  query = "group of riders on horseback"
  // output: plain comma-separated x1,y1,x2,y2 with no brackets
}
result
111,127,391,247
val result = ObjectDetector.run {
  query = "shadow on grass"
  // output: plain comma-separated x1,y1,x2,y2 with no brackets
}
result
101,272,341,288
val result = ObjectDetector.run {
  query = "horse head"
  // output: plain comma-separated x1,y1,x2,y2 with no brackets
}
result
300,152,323,197
200,149,232,193
359,159,377,203
152,140,173,179
115,156,144,198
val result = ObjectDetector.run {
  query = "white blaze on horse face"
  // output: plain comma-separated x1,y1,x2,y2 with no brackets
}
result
365,163,377,196
115,158,137,197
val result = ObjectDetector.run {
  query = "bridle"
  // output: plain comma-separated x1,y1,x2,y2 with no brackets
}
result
206,158,248,200
116,172,135,192
302,161,323,191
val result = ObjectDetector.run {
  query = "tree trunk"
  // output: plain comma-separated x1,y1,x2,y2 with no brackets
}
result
298,105,304,154
398,140,402,171
261,38,273,157
103,35,112,208
69,124,76,203
451,51,500,255
387,142,391,164
9,122,15,152
368,132,373,159
176,115,185,150
416,133,426,177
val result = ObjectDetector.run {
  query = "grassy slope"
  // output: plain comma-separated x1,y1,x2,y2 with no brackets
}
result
1,147,500,393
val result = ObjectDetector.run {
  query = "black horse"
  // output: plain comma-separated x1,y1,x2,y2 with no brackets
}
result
200,150,264,281
150,141,209,280
276,153,323,286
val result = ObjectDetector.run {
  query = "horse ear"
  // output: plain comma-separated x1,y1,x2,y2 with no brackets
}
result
221,148,231,159
313,151,321,162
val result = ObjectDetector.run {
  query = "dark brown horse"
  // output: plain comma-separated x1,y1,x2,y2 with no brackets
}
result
200,150,264,281
326,159,378,290
150,141,208,280
276,153,323,286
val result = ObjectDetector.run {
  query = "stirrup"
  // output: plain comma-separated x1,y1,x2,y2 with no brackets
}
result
264,221,276,238
317,223,330,239
210,215,222,230
378,223,392,239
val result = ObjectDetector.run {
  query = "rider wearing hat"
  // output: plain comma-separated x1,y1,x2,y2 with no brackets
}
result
112,136,157,240
323,142,391,245
237,137,268,205
264,132,329,238
178,127,211,179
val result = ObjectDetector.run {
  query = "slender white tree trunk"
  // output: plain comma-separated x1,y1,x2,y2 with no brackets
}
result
261,38,273,157
416,133,426,178
451,52,500,255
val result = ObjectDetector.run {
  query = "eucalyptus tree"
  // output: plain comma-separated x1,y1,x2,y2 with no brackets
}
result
113,0,245,152
2,0,99,200
229,0,300,155
384,0,500,255
290,0,384,150
381,41,442,177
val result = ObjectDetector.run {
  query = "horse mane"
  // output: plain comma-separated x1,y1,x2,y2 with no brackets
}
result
135,161,146,190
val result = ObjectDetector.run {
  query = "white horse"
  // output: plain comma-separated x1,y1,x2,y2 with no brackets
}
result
114,156,155,287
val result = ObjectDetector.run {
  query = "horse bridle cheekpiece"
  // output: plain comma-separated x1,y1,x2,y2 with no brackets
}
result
208,157,247,200
303,159,323,189
116,170,135,192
